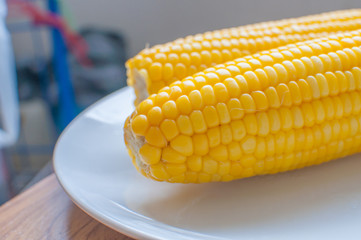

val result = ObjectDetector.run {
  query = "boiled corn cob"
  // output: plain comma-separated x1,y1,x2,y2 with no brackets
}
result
127,9,361,105
124,29,361,183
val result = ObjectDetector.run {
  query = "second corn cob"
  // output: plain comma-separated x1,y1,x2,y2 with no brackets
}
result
124,29,361,183
127,9,361,104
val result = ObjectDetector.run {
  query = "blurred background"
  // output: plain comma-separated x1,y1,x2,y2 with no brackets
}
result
0,0,360,204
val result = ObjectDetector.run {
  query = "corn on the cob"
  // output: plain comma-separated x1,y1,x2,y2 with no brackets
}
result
127,9,361,105
124,29,361,183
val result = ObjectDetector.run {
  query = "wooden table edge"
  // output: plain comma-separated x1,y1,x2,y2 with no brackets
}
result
0,173,133,240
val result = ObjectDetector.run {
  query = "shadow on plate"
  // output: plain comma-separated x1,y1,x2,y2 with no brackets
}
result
126,153,361,233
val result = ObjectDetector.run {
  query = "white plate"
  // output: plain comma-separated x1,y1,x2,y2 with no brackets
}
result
54,87,361,240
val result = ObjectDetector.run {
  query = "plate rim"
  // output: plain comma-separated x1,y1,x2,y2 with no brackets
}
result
52,87,222,240
53,87,153,239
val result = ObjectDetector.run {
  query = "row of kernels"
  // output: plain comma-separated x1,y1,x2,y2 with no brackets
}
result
133,20,361,70
134,86,361,149
221,67,361,114
257,134,361,175
259,113,361,157
244,91,361,137
133,32,361,95
218,49,360,98
173,114,361,171
197,67,360,116
135,87,361,148
180,110,361,168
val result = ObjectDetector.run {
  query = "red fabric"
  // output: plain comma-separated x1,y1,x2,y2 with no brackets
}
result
8,0,91,66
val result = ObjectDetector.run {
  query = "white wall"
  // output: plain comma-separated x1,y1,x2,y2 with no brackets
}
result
10,0,361,60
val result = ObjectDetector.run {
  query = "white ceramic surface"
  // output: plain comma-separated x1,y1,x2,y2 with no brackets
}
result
54,87,361,240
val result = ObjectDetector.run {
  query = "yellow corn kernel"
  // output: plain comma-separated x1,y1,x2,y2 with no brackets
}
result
255,137,267,159
298,79,313,102
279,107,293,131
145,127,167,148
198,172,211,183
351,92,361,114
313,100,326,124
203,106,220,128
256,112,270,136
162,100,179,119
187,156,202,172
162,63,174,80
230,162,243,177
193,75,207,89
220,125,233,145
340,94,353,117
235,75,250,93
170,135,193,156
252,91,269,110
193,134,209,156
288,81,302,105
277,83,292,107
352,67,361,89
209,144,228,161
241,136,257,154
216,103,231,124
168,174,185,183
254,160,265,174
205,72,220,85
139,144,161,165
273,64,289,83
291,106,304,128
241,155,257,168
218,161,231,176
160,119,179,141
268,109,281,133
189,90,203,110
202,156,218,174
265,135,276,156
255,68,270,89
244,71,261,91
200,85,216,105
131,115,149,135
265,87,281,108
275,131,286,154
224,78,241,97
227,142,242,161
240,94,256,113
165,163,187,176
207,127,221,148
147,106,163,126
176,95,192,115
162,146,186,164
150,163,170,181
214,83,230,102
335,71,348,93
137,99,154,115
302,103,316,127
230,120,246,141
264,66,279,86
227,98,245,120
149,62,162,81
184,172,198,183
243,114,258,135
155,92,170,106
169,85,182,99
285,131,296,153
190,110,207,133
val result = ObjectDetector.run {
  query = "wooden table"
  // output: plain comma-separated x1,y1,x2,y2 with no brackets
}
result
0,174,132,240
